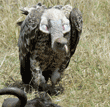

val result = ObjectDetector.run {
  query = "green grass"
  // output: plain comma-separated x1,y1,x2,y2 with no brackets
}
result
0,0,110,106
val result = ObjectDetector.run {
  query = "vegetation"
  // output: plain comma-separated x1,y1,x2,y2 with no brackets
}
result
0,0,110,106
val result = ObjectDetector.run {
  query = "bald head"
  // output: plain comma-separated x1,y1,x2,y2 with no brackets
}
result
39,8,70,54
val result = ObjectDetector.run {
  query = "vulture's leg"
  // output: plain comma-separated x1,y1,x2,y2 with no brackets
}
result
30,58,49,91
31,70,47,90
43,68,62,95
51,68,61,86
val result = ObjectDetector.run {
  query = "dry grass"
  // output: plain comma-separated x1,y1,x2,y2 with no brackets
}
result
0,0,110,106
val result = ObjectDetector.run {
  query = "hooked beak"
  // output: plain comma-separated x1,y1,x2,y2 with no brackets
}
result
64,45,69,54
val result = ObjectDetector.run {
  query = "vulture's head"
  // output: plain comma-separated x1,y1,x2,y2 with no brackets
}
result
39,8,70,54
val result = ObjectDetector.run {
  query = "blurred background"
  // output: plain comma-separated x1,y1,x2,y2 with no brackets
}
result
0,0,110,106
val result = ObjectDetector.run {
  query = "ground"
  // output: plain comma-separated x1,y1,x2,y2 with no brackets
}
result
0,0,110,107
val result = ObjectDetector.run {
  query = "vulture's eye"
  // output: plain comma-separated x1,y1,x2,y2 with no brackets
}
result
62,23,70,34
39,24,49,34
42,25,48,31
62,25,68,30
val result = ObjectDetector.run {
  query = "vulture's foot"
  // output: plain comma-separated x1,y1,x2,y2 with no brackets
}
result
47,84,64,96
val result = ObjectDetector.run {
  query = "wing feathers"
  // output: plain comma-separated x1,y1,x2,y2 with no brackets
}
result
18,5,45,84
20,2,47,16
69,8,83,57
70,8,83,32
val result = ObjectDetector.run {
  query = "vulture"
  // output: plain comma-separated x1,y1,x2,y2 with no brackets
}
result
0,87,61,107
18,3,83,91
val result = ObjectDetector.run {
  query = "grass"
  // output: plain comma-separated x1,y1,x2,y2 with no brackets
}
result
0,0,110,106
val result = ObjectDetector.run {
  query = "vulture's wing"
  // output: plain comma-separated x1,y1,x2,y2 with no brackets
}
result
18,5,45,84
69,8,83,57
20,2,47,15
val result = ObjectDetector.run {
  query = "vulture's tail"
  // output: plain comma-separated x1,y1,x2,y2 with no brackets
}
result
0,87,27,107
